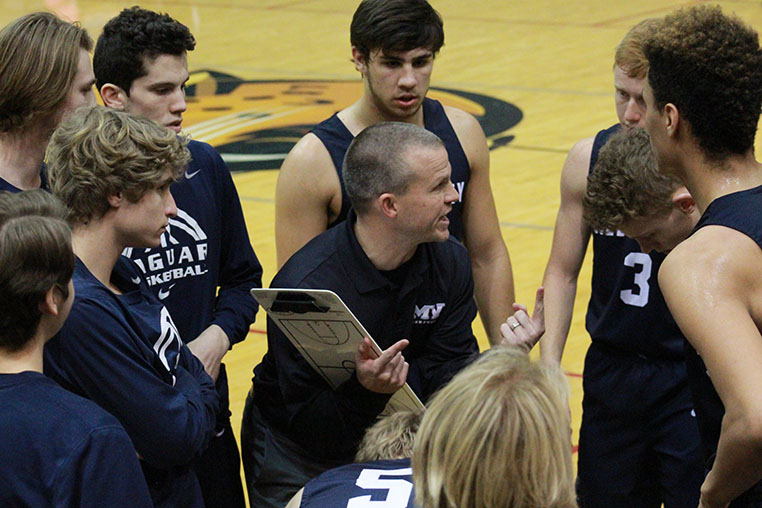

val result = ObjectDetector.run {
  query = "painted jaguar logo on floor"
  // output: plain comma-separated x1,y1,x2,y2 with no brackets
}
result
183,70,523,172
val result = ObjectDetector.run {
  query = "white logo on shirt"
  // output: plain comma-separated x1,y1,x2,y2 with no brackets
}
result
413,303,446,324
158,284,176,300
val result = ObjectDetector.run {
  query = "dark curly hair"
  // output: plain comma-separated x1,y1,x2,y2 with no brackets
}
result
644,5,762,160
93,6,195,94
351,0,444,62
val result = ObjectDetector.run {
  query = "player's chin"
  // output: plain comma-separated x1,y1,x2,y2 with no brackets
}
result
145,233,164,248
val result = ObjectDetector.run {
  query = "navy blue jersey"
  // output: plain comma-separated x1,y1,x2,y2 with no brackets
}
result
0,166,48,193
687,185,762,465
44,256,219,508
123,140,262,346
123,139,263,424
312,98,471,240
300,458,415,508
586,125,685,359
0,371,153,508
253,212,479,461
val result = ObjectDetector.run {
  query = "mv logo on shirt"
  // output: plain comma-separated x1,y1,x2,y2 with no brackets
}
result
413,303,446,324
124,208,210,299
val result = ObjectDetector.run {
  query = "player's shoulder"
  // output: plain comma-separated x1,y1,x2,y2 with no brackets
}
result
186,138,217,159
37,376,125,432
278,132,339,195
185,138,226,171
441,104,484,137
681,224,762,271
566,136,595,168
659,230,729,291
273,226,342,286
285,132,333,167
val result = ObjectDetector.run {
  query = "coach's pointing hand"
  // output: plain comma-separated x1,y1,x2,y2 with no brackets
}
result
355,337,409,394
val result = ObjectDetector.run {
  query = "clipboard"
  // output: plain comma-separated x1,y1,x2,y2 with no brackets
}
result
251,288,424,414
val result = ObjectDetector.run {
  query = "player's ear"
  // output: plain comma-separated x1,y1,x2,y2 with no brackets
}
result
672,186,695,214
100,83,129,111
107,191,124,209
378,192,398,219
352,46,368,74
38,286,59,316
664,103,679,138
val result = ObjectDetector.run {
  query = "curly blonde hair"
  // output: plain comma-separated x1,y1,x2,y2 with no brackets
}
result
583,128,681,231
355,409,423,462
46,107,189,225
413,346,576,508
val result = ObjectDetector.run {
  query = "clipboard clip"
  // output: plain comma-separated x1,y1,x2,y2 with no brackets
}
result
270,291,330,314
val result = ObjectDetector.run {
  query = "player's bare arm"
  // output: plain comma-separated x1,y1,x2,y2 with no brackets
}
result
659,229,762,507
446,105,514,346
540,137,594,365
275,133,343,267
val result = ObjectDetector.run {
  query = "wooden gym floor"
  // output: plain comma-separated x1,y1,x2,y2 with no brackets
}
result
6,0,762,504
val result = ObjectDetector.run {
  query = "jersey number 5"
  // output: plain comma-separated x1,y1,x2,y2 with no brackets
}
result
619,252,651,308
346,467,413,507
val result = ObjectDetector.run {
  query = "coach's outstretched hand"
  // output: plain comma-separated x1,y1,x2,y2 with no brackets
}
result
500,287,545,351
355,337,409,394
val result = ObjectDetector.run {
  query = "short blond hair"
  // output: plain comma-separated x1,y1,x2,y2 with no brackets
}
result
413,346,576,508
614,18,661,78
355,409,423,462
0,12,92,133
47,107,189,225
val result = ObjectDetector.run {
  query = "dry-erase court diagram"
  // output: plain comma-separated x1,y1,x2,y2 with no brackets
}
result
251,288,424,412
280,319,359,346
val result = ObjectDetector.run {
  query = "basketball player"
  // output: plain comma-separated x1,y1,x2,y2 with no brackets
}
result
0,12,95,192
540,19,703,507
0,190,153,508
642,6,762,506
43,107,219,508
286,410,422,508
93,8,263,507
582,128,699,256
275,0,514,345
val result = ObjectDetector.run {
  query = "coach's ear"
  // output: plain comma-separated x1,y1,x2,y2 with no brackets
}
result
100,83,129,111
378,192,398,219
672,186,695,214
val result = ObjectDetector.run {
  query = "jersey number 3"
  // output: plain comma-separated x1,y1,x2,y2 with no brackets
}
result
347,467,413,507
619,252,652,308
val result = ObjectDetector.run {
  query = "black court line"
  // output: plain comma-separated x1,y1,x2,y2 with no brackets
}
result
499,144,571,154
